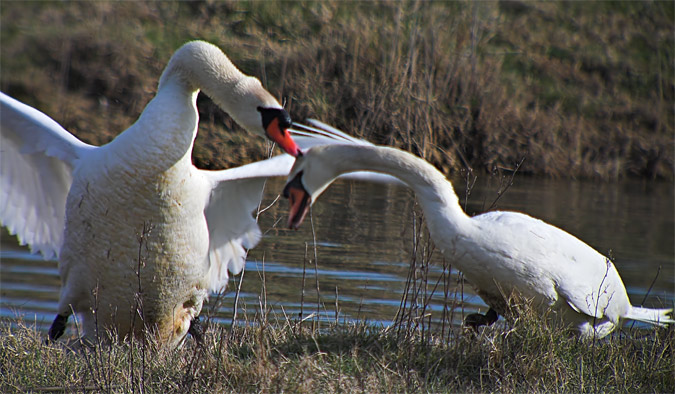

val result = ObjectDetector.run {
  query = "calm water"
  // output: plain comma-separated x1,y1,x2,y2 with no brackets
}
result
1,174,673,334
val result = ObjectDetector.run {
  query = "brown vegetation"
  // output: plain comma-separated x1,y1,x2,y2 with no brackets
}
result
1,1,672,179
2,308,673,393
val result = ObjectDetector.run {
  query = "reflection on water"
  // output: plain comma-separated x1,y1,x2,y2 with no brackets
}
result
1,175,673,334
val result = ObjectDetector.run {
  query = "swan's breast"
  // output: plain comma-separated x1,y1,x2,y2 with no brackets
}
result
58,154,211,337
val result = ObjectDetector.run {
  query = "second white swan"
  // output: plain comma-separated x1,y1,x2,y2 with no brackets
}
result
283,142,673,339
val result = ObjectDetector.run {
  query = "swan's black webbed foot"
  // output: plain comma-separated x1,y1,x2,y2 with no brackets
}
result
464,308,499,329
46,314,68,343
188,316,205,344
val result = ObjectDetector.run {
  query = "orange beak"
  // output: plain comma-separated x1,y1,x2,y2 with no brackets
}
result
283,173,311,229
266,117,300,157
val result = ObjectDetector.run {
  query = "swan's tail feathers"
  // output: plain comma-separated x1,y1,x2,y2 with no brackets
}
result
624,307,674,327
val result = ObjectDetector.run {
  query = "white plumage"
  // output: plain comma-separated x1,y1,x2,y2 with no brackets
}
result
284,141,674,339
0,41,393,347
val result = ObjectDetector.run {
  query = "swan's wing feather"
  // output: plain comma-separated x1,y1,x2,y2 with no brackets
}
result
203,175,266,292
0,93,96,259
555,255,628,320
304,119,369,144
212,154,295,182
203,119,406,292
475,211,626,319
290,119,374,149
291,121,403,185
201,156,294,292
1,93,95,165
202,144,399,292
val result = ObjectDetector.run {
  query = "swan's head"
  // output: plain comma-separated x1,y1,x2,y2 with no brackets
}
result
282,146,340,229
257,106,300,157
226,76,300,157
161,41,301,157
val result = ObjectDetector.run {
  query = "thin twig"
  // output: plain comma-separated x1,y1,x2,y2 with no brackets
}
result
630,265,662,330
309,209,322,330
486,156,525,211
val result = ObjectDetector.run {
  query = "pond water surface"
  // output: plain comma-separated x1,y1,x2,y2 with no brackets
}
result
1,174,673,335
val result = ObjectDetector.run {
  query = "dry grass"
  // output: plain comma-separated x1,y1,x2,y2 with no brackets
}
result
1,1,672,179
2,186,672,393
1,307,673,393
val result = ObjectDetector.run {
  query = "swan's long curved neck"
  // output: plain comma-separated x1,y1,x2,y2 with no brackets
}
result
159,42,243,102
158,41,279,118
117,41,264,171
317,145,471,233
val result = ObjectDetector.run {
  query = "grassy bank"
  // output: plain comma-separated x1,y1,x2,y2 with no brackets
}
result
1,1,672,179
1,311,673,393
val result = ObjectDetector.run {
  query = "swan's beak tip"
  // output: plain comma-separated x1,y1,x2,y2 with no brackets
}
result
279,133,300,157
260,110,300,156
284,180,311,230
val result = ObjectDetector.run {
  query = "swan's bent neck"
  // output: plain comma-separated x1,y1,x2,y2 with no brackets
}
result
310,145,471,234
159,41,243,96
113,41,280,172
157,41,281,130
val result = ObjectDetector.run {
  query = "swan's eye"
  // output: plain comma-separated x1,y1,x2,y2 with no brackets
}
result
278,110,292,130
257,107,292,132
257,106,300,157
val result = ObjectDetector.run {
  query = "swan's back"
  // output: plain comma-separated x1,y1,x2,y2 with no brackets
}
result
466,210,631,321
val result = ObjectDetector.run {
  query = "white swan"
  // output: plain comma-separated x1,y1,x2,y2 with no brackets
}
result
0,41,392,347
283,142,674,339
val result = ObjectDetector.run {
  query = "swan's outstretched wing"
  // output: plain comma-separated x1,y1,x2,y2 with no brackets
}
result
201,155,293,292
290,119,373,148
291,120,405,186
202,121,403,292
0,93,96,259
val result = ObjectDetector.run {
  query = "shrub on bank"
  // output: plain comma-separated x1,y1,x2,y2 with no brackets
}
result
1,1,672,179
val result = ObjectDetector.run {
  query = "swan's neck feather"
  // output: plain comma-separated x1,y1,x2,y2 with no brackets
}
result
157,41,280,135
105,80,198,173
159,41,241,95
327,145,460,203
314,145,471,238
